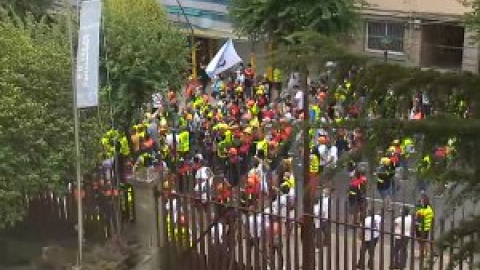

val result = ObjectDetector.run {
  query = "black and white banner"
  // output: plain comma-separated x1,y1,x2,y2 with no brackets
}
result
76,0,102,108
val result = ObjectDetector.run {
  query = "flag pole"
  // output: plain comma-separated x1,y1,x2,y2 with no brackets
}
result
67,0,84,267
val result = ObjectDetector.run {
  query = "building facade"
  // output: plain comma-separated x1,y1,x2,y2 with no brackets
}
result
161,0,269,75
162,0,479,74
351,0,479,73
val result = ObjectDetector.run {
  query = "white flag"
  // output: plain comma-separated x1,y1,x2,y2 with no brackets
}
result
206,39,242,78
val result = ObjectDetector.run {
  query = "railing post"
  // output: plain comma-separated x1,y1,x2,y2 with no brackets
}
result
129,168,162,270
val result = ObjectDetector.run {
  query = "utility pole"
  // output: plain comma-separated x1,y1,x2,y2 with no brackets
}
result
301,67,315,270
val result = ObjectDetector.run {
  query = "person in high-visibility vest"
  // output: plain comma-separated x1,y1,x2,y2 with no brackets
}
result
256,135,269,160
178,128,190,157
376,157,395,210
401,137,415,159
273,67,282,95
415,194,434,257
416,155,432,193
309,148,320,196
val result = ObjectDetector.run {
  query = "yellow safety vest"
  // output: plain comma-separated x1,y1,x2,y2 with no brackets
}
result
178,131,190,153
310,154,320,173
225,130,233,144
416,205,434,231
281,175,295,189
256,140,268,157
273,68,282,83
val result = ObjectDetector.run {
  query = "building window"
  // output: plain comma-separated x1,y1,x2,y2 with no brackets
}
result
366,21,405,54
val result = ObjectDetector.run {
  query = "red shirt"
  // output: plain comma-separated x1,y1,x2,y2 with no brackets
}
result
351,175,367,188
263,109,275,120
245,68,254,80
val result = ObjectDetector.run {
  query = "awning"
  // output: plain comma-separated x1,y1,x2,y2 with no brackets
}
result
192,28,240,40
172,20,246,40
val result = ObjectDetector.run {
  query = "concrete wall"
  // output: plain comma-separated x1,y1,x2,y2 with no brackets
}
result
462,31,480,73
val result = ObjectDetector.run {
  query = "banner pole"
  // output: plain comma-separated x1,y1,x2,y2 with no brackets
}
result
67,0,84,266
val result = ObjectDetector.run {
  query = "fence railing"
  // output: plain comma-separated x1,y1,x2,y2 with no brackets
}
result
158,186,475,270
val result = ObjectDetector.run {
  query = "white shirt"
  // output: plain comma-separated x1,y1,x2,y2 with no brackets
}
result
248,213,269,238
195,166,212,180
363,215,382,241
294,91,304,110
318,144,329,166
271,190,295,219
210,222,225,243
394,215,412,238
194,167,213,202
313,196,329,228
327,145,338,167
166,133,179,146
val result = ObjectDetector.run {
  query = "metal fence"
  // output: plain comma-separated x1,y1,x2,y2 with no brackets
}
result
158,185,475,270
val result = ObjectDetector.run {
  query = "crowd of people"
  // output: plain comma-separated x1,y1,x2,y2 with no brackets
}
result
99,60,451,269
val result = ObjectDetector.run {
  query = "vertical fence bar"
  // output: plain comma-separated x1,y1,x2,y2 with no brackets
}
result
449,213,455,269
236,187,244,270
459,207,464,270
409,214,416,270
294,199,300,270
352,209,358,270
253,205,260,270
199,193,207,270
317,196,324,270
389,208,396,270
429,220,435,270
285,200,292,270
379,205,385,270
189,191,196,270
438,218,445,270
260,190,267,270
246,206,252,270
343,201,349,270
327,195,332,270
335,196,340,270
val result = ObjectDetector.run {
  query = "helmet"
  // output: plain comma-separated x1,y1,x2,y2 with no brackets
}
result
247,100,255,107
392,139,400,145
318,136,327,144
247,175,259,186
380,157,391,165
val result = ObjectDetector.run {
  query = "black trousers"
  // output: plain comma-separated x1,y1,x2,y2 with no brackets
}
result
316,222,331,247
357,238,378,269
391,237,409,269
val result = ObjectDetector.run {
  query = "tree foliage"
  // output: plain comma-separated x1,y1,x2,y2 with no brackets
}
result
229,0,361,41
316,59,480,268
0,0,55,19
103,0,189,128
0,10,102,229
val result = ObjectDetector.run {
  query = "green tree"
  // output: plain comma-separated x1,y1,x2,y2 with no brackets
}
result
0,0,55,19
0,11,102,228
229,0,361,42
103,0,189,129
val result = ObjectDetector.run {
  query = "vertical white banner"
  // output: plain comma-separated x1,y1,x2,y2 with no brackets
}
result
76,0,102,108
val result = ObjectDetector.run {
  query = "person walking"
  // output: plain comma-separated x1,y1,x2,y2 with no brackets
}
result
357,209,382,270
314,189,330,249
391,206,412,269
415,194,435,258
